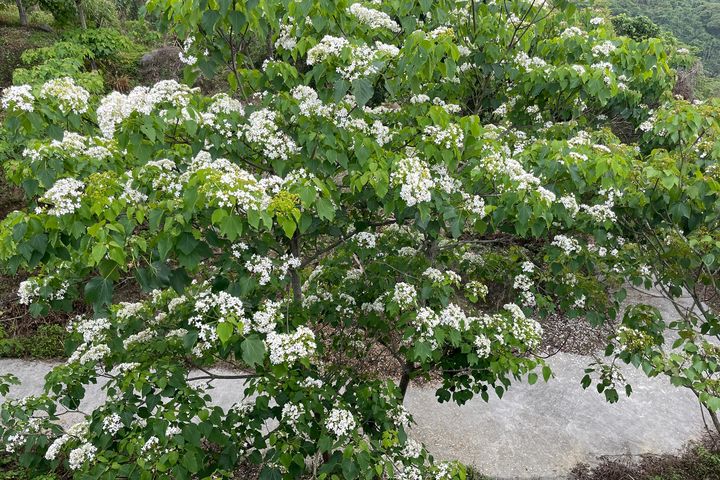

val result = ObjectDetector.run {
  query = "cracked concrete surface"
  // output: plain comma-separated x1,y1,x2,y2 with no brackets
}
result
0,288,711,479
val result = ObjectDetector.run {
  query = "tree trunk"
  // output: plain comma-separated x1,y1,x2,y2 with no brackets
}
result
398,361,414,401
290,232,302,303
16,0,28,27
75,0,87,29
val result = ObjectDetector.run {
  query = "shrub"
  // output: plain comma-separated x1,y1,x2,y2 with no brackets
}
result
611,13,661,41
0,324,67,359
12,40,104,92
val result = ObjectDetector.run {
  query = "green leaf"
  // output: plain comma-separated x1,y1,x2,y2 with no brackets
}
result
341,458,359,479
201,10,221,32
228,10,246,31
217,322,234,343
241,336,266,367
702,253,715,267
84,277,113,308
278,215,297,238
316,197,335,221
528,372,538,385
333,78,349,103
259,467,282,480
180,451,199,473
351,78,373,106
177,232,199,256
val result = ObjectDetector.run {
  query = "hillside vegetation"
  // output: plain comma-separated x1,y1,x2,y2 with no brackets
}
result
608,0,720,75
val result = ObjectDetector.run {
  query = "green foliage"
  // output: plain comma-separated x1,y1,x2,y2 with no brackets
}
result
122,19,163,47
609,0,720,75
0,324,68,359
36,0,119,27
12,40,104,91
0,452,59,479
66,27,143,80
611,13,660,41
0,25,56,88
0,0,717,478
8,27,144,91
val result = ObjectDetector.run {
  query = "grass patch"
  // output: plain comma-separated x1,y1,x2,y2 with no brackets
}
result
0,323,67,359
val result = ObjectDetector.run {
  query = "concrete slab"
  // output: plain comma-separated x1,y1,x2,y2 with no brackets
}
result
0,287,712,479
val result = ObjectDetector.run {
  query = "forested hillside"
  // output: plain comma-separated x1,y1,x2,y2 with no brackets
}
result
608,0,720,75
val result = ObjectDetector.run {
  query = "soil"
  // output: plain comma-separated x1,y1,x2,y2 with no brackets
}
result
538,312,616,356
0,24,55,88
570,434,720,480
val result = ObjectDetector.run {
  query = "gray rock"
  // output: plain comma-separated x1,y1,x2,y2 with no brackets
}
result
138,46,183,84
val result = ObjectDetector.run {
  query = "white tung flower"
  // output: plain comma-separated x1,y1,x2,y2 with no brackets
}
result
355,231,377,249
68,442,96,470
474,334,491,357
79,344,111,364
1,84,34,112
307,35,349,64
551,234,581,255
178,36,197,65
102,413,123,435
347,3,401,32
422,123,464,149
281,402,304,427
266,326,316,364
592,41,616,57
39,77,89,114
40,178,85,216
17,279,39,305
275,17,297,50
325,408,356,437
392,282,417,309
390,155,435,206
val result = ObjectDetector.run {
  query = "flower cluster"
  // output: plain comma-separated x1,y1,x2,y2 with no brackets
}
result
307,35,349,65
178,36,198,65
23,131,117,164
354,231,377,248
347,3,401,32
39,178,85,216
39,77,90,114
551,234,581,255
503,304,543,349
392,282,417,309
513,273,536,307
281,402,304,429
480,151,556,204
422,268,461,285
338,42,399,81
275,17,297,50
96,80,198,137
325,408,356,437
592,41,616,57
245,253,300,285
185,151,274,211
1,85,34,112
242,108,300,161
251,300,283,334
422,124,464,149
581,188,620,223
390,155,435,206
266,326,317,364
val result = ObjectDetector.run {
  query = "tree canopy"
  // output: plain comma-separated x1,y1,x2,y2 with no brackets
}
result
0,0,718,478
